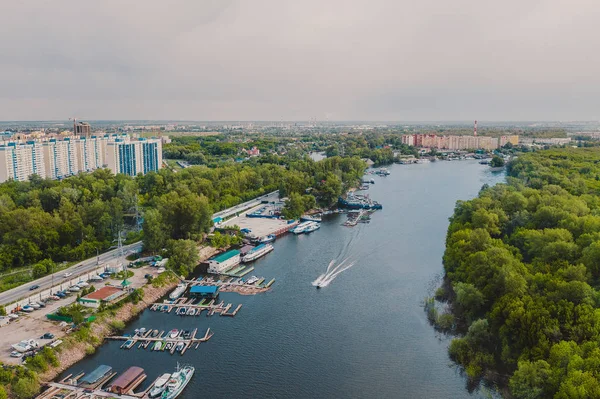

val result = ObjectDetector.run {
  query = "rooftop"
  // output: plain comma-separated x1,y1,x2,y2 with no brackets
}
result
211,249,241,263
80,365,112,385
190,285,219,294
83,286,123,301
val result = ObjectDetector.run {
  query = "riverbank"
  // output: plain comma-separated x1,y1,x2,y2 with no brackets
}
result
38,245,220,384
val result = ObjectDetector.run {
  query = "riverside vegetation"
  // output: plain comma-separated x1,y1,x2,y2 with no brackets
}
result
432,148,600,398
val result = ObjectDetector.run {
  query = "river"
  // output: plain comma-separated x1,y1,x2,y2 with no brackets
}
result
60,160,506,398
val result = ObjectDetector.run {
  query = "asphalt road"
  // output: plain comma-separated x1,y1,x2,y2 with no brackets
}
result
0,242,143,306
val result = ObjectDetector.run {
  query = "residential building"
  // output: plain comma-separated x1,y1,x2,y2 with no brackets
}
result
105,137,162,177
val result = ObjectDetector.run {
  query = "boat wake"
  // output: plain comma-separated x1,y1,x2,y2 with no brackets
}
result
312,257,356,288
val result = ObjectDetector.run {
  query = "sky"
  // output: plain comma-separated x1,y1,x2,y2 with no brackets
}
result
1,0,600,121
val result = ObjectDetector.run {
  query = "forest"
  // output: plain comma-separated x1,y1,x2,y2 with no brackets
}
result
0,155,365,281
439,148,600,398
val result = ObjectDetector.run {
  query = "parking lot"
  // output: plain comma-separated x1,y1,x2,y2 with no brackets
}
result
0,265,159,365
222,204,292,239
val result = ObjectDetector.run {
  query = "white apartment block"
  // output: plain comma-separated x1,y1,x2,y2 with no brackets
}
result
0,135,162,183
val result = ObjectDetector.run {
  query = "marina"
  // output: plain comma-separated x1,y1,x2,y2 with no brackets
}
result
54,162,505,398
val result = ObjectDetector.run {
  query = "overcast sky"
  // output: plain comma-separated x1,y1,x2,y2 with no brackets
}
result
1,0,599,121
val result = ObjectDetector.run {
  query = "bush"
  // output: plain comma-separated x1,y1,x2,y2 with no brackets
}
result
436,313,455,331
85,345,95,355
109,320,125,331
12,377,39,399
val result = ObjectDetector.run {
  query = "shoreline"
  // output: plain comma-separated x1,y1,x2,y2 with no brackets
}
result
38,245,220,385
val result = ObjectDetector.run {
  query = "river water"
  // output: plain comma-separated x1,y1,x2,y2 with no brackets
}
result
61,160,506,398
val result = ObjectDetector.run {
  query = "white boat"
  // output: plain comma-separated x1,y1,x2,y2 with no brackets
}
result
29,303,41,309
89,275,103,281
77,281,89,287
290,221,313,234
69,286,80,292
169,284,187,300
168,329,179,339
149,373,171,398
161,364,195,399
246,276,260,285
241,244,274,263
21,306,34,313
12,339,39,353
300,214,322,223
303,222,321,233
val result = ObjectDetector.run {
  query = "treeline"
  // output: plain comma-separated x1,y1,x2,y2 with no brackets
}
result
0,154,364,278
439,148,600,397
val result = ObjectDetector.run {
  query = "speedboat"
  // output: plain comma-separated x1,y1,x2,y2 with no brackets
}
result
175,342,185,352
21,306,34,313
168,329,179,339
29,303,41,310
177,307,187,316
149,373,171,398
151,329,159,337
186,308,196,316
77,281,89,287
69,286,80,292
303,222,321,233
258,234,276,244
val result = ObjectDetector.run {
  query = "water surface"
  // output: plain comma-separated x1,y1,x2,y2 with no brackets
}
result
62,161,505,398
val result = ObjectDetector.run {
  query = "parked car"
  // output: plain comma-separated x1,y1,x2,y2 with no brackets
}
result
10,351,22,358
29,285,40,291
40,333,55,340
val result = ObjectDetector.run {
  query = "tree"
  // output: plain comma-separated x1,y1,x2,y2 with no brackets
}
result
509,360,552,399
142,209,166,252
167,239,200,276
12,377,39,399
490,156,505,168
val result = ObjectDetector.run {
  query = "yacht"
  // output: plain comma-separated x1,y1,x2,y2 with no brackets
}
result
300,214,322,223
241,244,274,263
161,364,195,399
169,283,187,300
290,221,313,234
149,373,171,398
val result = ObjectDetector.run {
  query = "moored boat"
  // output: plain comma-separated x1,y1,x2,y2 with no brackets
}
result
161,364,195,399
241,244,274,263
258,234,276,244
290,221,313,234
303,222,321,233
169,283,187,300
149,373,171,398
168,329,179,339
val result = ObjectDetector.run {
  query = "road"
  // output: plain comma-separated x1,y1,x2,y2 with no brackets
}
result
212,190,279,221
0,242,142,306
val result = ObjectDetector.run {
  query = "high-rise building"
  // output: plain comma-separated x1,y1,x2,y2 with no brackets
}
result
0,134,162,183
105,137,162,177
74,122,91,137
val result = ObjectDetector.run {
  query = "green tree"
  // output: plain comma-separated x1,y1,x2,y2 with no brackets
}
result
142,208,166,252
12,377,39,399
167,239,200,276
490,156,505,168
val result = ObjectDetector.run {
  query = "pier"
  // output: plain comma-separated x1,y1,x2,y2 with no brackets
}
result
106,327,213,355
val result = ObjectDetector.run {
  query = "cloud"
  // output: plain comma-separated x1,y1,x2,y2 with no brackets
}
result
0,0,599,121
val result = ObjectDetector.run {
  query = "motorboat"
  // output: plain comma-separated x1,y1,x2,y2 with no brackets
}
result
186,308,196,316
151,329,159,337
161,364,195,399
177,307,187,316
69,286,80,292
77,281,89,287
246,276,260,285
169,283,187,300
175,342,185,352
290,221,313,234
168,329,179,339
29,303,41,309
303,222,321,233
21,306,34,313
258,234,276,244
149,373,171,398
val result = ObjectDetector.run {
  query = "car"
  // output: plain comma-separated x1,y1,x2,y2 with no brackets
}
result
10,351,22,358
63,272,72,278
29,285,40,291
40,333,55,340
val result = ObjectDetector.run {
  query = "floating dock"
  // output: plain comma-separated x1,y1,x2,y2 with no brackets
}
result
106,327,214,355
238,266,254,277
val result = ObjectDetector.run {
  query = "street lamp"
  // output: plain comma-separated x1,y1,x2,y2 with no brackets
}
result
96,247,100,265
